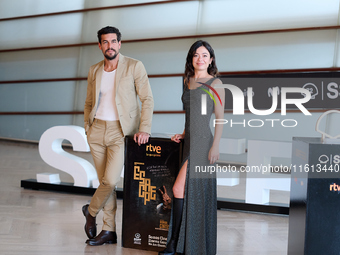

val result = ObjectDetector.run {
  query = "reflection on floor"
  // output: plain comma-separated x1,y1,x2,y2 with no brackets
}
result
0,140,288,255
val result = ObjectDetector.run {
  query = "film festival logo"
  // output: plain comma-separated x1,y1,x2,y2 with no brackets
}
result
199,82,312,128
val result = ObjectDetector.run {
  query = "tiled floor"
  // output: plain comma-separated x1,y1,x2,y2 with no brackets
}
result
0,140,288,254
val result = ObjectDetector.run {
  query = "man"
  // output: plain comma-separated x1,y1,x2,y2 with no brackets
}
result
83,26,154,246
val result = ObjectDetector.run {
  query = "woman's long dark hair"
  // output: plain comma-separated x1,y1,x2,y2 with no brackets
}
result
184,40,219,87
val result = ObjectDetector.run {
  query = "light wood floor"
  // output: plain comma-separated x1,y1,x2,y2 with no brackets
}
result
0,140,288,255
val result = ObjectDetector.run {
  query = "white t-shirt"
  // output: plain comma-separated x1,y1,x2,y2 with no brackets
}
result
95,69,119,121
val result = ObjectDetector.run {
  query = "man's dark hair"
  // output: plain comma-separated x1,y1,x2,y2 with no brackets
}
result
97,26,122,43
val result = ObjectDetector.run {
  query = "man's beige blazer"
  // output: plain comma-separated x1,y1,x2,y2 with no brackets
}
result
84,54,154,136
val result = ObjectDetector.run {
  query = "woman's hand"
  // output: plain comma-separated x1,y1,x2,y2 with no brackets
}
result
208,144,220,164
171,133,184,143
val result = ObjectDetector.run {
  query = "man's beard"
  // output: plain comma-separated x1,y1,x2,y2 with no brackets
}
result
104,49,118,60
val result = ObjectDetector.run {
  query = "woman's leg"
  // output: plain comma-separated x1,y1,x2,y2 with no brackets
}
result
172,160,188,198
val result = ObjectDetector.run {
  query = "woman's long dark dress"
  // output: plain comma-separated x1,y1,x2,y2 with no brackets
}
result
167,78,217,255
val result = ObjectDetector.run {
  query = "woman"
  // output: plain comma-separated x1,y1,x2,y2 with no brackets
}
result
159,40,225,255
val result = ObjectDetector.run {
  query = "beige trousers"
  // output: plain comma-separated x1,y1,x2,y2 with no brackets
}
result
86,119,124,232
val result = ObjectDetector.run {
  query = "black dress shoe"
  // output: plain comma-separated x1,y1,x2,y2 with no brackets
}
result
82,204,96,239
86,230,117,246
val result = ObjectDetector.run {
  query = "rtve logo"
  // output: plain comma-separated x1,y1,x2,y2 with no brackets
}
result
330,183,340,192
146,144,161,154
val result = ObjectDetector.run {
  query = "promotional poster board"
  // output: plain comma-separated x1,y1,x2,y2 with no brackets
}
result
288,137,340,254
122,136,182,252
